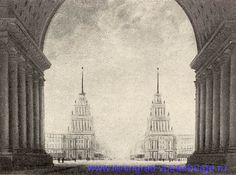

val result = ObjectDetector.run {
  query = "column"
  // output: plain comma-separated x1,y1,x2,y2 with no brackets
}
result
199,74,206,153
205,69,213,152
212,63,221,152
39,76,45,150
162,121,164,132
165,121,167,132
82,119,84,131
8,50,19,152
26,65,34,150
194,80,200,153
86,120,88,130
0,42,9,152
79,120,82,131
164,121,165,132
85,119,88,131
219,53,230,151
229,46,236,150
154,121,156,132
33,71,40,150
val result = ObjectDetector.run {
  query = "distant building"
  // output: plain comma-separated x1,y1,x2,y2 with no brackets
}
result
175,134,194,161
130,140,145,160
45,133,65,159
45,68,96,160
144,68,175,161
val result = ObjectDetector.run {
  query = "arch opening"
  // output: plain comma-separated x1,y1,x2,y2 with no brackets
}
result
43,0,197,161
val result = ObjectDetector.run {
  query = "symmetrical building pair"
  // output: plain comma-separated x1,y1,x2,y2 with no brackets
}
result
45,68,96,160
1,0,236,171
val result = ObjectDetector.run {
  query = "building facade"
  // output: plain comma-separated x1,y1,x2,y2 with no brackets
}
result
144,68,175,161
45,133,65,158
45,68,95,160
175,135,194,161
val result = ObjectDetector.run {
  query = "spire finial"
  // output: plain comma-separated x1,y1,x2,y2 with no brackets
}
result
157,67,159,94
81,67,85,95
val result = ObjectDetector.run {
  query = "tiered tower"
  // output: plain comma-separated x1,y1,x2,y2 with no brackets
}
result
146,68,173,135
64,67,95,160
144,68,175,160
70,67,94,134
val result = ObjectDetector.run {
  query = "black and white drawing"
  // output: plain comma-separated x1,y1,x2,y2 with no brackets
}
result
0,0,234,174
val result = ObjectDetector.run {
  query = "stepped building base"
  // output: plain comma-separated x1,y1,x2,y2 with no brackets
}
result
0,152,53,170
187,151,236,173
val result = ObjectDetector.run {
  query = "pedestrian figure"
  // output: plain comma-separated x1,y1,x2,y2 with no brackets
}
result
58,157,60,163
62,157,64,163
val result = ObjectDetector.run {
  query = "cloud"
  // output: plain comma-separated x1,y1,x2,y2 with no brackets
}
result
44,0,197,159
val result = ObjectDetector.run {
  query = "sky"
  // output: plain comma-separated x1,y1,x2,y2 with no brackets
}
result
43,0,197,159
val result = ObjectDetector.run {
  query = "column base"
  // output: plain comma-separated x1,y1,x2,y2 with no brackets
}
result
187,151,236,172
0,152,53,170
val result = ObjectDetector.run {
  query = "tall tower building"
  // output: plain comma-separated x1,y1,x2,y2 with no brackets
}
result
64,67,95,160
144,68,175,160
70,67,94,134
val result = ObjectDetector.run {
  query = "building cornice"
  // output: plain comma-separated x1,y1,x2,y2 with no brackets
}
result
191,20,236,75
0,18,51,72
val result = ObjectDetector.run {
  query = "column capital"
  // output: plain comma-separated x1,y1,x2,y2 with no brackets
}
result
205,68,213,78
33,71,40,82
26,64,34,76
212,61,221,73
18,57,26,73
0,31,8,48
8,47,19,61
195,77,200,84
198,72,206,83
0,40,7,50
39,76,45,86
219,49,231,66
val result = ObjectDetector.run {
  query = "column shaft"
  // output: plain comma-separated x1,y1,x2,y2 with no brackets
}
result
212,65,221,152
220,55,230,151
199,76,206,153
205,70,213,152
39,77,45,150
33,72,40,150
0,43,9,152
195,80,200,152
9,57,19,151
26,67,34,150
229,47,236,149
18,61,27,149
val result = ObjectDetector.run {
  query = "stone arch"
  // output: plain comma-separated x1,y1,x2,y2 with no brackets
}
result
1,0,236,171
38,1,64,50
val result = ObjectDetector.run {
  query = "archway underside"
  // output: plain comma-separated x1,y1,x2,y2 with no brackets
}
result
0,0,236,171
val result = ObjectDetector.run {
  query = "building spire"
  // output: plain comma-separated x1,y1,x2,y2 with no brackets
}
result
157,67,159,94
81,67,85,95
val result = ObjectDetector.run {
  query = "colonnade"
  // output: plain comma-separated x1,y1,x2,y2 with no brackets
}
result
72,119,92,132
0,44,45,153
150,120,171,132
195,47,236,154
